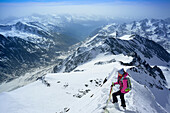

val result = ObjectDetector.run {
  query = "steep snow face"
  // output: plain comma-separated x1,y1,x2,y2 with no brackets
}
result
0,54,169,113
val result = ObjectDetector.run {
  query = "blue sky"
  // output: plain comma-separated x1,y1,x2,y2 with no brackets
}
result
0,0,170,19
0,0,170,3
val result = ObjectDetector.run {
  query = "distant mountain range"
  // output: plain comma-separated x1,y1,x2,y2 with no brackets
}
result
98,18,170,53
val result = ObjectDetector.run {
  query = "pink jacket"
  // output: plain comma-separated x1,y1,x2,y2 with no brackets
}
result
114,72,129,94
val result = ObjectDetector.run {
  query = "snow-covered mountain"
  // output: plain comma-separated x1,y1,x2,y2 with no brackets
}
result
54,34,169,73
97,18,170,53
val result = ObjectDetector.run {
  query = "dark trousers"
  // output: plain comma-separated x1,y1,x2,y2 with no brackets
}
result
112,90,126,107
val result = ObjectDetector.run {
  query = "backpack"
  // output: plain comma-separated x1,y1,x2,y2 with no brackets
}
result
119,73,132,92
125,77,132,92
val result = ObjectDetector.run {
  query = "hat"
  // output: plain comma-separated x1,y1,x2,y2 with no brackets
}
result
118,68,125,75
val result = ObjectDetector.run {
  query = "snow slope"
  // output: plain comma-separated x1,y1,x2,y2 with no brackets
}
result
0,54,169,113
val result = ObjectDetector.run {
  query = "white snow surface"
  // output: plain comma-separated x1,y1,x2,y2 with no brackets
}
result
0,54,169,113
118,35,133,40
0,29,48,44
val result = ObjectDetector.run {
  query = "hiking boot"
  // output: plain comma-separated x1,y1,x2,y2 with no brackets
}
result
123,107,126,110
121,104,126,108
120,105,126,110
112,100,118,104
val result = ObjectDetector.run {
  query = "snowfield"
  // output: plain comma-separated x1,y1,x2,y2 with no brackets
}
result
0,54,169,113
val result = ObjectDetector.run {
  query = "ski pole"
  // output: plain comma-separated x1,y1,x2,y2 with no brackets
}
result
103,86,113,110
107,86,113,104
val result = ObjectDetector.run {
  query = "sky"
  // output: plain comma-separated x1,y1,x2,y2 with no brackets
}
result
0,0,170,2
0,0,170,20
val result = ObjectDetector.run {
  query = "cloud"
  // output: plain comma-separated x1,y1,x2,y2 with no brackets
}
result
0,1,169,20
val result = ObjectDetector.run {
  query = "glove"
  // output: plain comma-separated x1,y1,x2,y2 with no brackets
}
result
111,82,115,87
